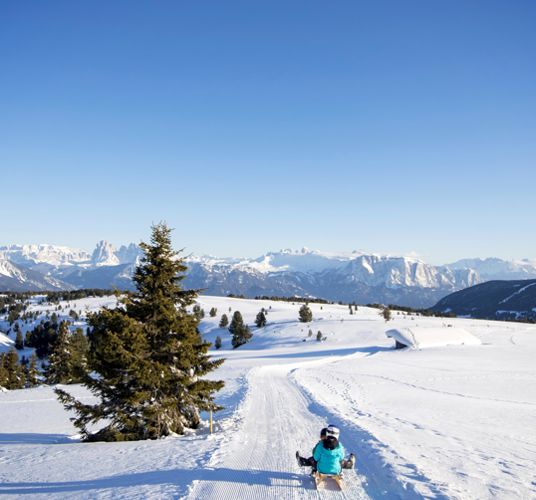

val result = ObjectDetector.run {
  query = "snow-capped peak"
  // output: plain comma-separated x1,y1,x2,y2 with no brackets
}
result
91,241,120,267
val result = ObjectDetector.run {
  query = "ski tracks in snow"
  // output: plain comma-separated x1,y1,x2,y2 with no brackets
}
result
185,365,368,500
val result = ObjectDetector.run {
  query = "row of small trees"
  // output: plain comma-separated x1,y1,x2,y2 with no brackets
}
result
0,321,89,390
212,304,315,350
212,308,270,350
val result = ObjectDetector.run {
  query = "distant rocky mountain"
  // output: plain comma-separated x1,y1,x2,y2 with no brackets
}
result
183,251,480,307
0,258,71,292
432,279,536,320
0,242,141,292
1,243,535,308
91,241,120,267
447,257,536,281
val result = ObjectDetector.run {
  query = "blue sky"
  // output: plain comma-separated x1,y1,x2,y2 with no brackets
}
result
1,1,535,264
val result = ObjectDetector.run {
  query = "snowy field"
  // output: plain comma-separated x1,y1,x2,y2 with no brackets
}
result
1,295,535,499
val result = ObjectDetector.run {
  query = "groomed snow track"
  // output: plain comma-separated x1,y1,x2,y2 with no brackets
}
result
186,365,368,500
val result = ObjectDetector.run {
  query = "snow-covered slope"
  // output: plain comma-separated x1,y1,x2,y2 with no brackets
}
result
0,295,535,499
0,254,71,291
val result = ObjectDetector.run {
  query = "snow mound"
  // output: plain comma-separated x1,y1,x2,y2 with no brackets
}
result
386,327,481,349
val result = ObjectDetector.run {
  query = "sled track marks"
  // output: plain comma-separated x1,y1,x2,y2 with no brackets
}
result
185,365,368,500
291,373,451,500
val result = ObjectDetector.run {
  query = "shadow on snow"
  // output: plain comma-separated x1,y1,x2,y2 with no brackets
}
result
237,345,392,361
0,433,77,445
0,468,307,495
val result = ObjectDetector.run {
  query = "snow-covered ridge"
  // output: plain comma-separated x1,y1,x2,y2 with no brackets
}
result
187,250,478,290
447,257,536,280
0,244,91,267
0,257,26,280
0,242,143,268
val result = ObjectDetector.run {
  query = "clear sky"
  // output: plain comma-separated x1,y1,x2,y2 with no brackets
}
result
1,1,535,264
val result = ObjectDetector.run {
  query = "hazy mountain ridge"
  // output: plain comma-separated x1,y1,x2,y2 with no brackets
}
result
1,243,535,307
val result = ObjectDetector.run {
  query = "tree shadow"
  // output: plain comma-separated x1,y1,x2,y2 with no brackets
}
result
0,433,76,445
238,345,392,361
0,467,307,495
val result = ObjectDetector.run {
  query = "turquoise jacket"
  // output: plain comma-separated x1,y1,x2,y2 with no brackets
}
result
313,440,345,475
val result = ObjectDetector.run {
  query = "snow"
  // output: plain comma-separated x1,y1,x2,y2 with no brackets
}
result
0,257,25,280
1,296,535,499
0,331,14,349
0,244,91,266
385,327,481,349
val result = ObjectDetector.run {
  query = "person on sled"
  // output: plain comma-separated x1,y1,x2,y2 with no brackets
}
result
296,425,355,472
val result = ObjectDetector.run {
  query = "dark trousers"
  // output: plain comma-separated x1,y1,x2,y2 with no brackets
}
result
297,455,317,468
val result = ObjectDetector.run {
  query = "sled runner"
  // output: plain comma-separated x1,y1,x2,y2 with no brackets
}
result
313,471,344,490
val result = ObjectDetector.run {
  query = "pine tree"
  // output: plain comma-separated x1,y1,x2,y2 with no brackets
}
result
219,314,229,328
46,321,73,384
316,331,323,341
56,223,224,442
0,354,8,389
255,310,267,328
214,336,222,349
229,311,252,348
15,330,24,350
298,304,313,323
381,307,392,322
231,324,252,349
70,327,89,382
228,311,244,336
26,353,40,387
209,307,217,317
4,349,25,389
193,304,205,320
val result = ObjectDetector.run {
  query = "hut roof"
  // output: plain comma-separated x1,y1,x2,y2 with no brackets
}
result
385,327,481,349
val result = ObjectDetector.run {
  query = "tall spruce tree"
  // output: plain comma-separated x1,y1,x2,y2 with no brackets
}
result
26,353,40,387
46,321,73,384
15,330,24,350
56,223,224,441
0,354,8,389
4,349,25,389
70,327,90,383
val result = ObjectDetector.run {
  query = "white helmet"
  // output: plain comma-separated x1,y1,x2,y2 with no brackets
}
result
326,425,340,439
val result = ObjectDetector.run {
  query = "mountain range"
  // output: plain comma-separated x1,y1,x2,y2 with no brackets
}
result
1,243,536,307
